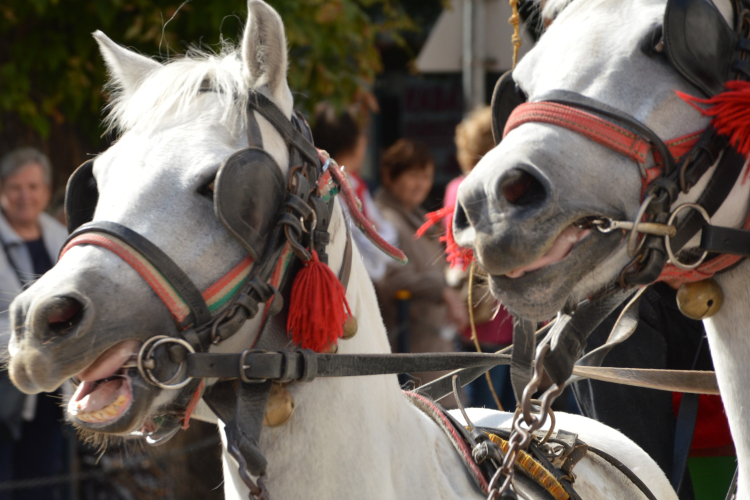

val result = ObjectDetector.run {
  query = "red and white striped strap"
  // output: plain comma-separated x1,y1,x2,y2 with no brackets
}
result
504,101,702,173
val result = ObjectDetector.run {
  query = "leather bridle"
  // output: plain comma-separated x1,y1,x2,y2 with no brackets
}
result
481,0,750,399
60,88,518,497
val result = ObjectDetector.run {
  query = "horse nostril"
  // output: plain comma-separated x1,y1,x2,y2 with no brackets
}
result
46,297,84,336
453,201,470,231
499,169,546,206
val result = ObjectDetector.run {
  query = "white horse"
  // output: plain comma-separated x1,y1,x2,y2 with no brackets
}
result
454,0,750,497
6,1,676,498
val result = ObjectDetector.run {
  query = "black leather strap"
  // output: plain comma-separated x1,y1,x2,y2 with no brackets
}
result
247,92,320,167
246,108,264,148
668,146,746,253
65,221,212,327
510,318,537,402
700,224,750,256
223,380,273,476
338,224,353,291
186,351,511,381
544,288,636,386
586,446,658,500
671,392,699,491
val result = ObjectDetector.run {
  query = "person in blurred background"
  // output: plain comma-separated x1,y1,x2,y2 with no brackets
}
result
0,147,68,500
446,107,515,411
312,101,398,283
374,139,467,404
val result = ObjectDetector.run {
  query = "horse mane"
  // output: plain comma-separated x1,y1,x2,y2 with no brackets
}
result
541,0,576,21
103,42,253,138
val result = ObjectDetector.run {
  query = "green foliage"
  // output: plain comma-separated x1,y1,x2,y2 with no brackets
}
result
0,0,417,141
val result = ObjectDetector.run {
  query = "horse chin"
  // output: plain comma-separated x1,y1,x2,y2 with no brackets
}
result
483,230,624,320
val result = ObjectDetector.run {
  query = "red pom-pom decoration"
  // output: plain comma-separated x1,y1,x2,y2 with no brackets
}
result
287,250,352,352
416,205,475,271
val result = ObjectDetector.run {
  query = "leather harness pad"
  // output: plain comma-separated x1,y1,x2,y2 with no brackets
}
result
214,148,287,260
490,70,527,145
664,0,738,97
65,160,98,233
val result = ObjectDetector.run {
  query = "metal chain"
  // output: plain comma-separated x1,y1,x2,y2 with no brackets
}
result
228,440,271,500
486,344,564,499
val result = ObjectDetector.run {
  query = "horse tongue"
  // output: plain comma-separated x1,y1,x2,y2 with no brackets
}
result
506,226,589,279
71,378,124,414
77,339,140,383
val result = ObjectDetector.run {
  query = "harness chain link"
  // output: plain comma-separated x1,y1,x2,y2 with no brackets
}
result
490,345,562,499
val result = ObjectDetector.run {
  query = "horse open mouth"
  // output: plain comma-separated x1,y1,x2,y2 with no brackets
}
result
505,224,592,279
68,339,140,425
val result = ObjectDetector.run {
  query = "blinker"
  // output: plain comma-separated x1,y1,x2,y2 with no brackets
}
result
65,160,98,233
214,147,287,260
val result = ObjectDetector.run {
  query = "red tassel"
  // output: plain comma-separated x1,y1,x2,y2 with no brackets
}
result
678,81,750,158
287,250,352,352
417,205,475,270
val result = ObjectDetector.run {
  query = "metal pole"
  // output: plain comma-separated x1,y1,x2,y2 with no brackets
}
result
462,0,474,113
462,0,486,113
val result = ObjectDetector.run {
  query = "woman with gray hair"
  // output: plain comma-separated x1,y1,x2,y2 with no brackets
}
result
0,147,68,500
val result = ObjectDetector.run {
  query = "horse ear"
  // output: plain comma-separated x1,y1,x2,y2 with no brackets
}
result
93,30,161,95
241,0,289,97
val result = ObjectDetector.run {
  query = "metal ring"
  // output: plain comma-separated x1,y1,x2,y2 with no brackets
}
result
627,193,655,257
664,203,710,270
137,336,195,390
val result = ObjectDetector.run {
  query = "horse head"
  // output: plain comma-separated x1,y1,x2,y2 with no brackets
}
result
7,0,301,440
453,0,750,320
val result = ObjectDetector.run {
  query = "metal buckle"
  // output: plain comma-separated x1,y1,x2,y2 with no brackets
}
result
239,349,268,384
664,203,710,270
137,336,195,390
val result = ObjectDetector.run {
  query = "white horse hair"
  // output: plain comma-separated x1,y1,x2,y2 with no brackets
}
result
6,1,678,499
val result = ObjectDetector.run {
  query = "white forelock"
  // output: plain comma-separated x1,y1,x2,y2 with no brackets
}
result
103,45,253,138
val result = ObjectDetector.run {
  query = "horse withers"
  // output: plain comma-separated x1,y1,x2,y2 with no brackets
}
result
6,1,678,498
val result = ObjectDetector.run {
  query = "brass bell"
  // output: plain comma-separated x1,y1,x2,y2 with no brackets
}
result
263,383,295,427
676,278,723,320
327,342,339,354
342,315,358,339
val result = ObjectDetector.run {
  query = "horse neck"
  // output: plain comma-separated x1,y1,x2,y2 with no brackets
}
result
223,204,483,500
704,258,750,498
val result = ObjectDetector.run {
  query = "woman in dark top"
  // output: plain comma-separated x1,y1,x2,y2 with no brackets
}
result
0,147,69,500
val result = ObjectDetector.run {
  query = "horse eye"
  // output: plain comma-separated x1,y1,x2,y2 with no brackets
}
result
641,25,664,57
198,179,215,200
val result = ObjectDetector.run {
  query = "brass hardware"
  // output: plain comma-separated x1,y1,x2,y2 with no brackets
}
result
342,315,358,339
263,383,295,427
677,279,723,320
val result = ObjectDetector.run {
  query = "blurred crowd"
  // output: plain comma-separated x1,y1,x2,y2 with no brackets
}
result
314,102,515,411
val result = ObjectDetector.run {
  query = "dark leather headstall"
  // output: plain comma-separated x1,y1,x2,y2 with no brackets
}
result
61,87,528,497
